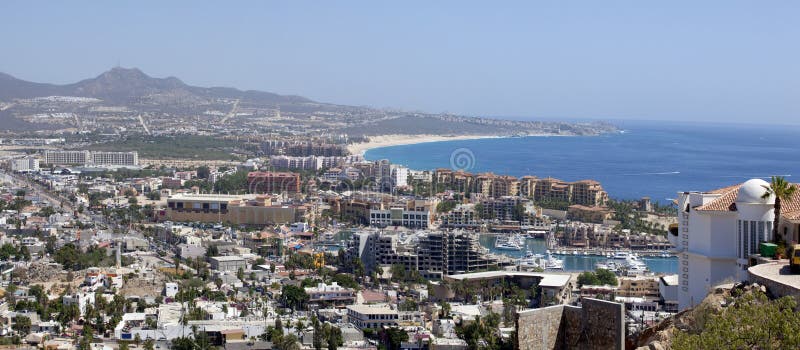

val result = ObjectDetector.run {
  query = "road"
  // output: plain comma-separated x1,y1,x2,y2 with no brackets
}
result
138,114,151,135
220,99,240,123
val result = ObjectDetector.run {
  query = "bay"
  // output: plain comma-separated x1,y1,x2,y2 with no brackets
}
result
365,120,800,203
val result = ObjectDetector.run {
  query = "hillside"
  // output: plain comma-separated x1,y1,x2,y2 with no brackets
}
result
630,283,800,349
0,67,618,137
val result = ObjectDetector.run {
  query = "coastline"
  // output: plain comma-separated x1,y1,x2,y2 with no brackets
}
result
348,133,571,157
347,134,505,157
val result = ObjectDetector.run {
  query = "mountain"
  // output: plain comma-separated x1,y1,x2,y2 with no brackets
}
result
0,67,312,104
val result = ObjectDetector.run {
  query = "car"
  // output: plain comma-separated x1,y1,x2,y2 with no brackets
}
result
790,244,800,273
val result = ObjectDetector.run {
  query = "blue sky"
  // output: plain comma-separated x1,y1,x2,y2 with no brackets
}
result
1,1,798,124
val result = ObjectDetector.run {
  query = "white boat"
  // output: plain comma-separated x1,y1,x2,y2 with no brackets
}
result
612,251,632,260
544,254,564,270
625,263,648,276
495,236,522,251
495,242,522,251
519,250,542,268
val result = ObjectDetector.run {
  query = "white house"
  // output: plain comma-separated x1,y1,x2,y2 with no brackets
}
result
673,179,776,310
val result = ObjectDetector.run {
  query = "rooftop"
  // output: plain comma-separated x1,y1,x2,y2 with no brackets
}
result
210,255,246,262
446,271,571,288
346,304,396,315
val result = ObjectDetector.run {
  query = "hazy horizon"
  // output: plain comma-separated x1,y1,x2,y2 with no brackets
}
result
1,1,798,124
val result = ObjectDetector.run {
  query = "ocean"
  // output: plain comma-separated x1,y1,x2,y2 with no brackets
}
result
364,120,800,203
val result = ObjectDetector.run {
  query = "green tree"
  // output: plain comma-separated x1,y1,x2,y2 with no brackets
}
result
595,268,618,286
577,271,601,287
196,166,211,180
280,285,309,310
12,315,31,335
762,176,798,242
382,327,408,350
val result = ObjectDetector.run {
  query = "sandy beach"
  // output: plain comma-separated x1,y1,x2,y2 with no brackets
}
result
347,134,505,156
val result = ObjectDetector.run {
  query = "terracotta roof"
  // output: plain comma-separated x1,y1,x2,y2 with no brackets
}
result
695,184,741,212
781,186,800,220
695,182,800,215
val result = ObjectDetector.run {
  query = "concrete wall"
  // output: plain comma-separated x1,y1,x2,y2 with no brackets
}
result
515,298,624,350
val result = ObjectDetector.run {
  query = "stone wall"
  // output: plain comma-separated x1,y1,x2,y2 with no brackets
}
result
516,305,565,350
515,298,624,350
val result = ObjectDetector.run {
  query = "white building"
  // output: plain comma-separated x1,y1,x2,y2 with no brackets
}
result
91,151,139,166
392,166,409,188
346,304,398,330
10,157,40,172
369,207,431,229
43,150,138,166
45,150,90,165
164,283,179,298
673,179,775,310
304,282,356,304
63,292,96,315
209,255,247,272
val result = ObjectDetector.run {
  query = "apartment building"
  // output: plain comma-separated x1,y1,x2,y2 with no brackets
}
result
44,150,91,165
439,204,479,229
616,276,660,299
369,200,435,229
247,171,301,193
305,282,357,304
91,151,139,166
209,256,247,272
349,230,500,280
164,193,308,225
432,170,608,207
346,304,398,330
44,150,139,166
571,180,609,206
10,157,40,172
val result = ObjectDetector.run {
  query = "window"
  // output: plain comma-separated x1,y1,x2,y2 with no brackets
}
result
738,220,742,258
751,221,757,256
743,221,749,257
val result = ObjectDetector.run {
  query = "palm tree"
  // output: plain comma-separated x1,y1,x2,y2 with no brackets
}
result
762,176,798,242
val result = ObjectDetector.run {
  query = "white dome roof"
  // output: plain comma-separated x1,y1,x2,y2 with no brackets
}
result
737,178,774,204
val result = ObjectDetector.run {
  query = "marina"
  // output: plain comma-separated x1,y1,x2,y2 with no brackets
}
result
478,234,678,274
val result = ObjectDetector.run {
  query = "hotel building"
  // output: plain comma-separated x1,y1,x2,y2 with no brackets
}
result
44,150,138,167
164,193,308,225
247,171,301,193
9,157,40,172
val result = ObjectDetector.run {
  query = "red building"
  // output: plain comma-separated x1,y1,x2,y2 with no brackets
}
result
247,171,301,193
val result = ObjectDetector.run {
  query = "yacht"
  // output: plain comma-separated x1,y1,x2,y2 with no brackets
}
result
596,260,616,272
519,250,543,269
625,264,648,276
612,251,632,260
494,236,522,251
544,253,564,270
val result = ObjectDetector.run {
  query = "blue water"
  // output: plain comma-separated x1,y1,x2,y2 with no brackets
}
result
478,235,677,274
365,120,800,203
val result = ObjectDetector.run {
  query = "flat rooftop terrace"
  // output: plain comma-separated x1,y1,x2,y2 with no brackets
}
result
748,261,800,297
